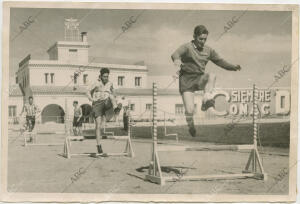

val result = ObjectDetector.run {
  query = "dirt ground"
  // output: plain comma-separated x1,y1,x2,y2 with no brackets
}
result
7,127,289,195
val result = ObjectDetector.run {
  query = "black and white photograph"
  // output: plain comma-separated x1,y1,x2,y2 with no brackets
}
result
1,1,299,203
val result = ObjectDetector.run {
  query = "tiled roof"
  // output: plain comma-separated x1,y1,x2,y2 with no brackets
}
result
9,85,23,96
29,85,181,96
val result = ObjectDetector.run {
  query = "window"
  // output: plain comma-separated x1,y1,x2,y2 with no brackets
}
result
194,104,197,114
135,77,141,87
45,73,48,84
8,106,16,117
118,76,124,86
281,96,285,109
69,49,78,60
83,74,88,84
50,73,54,84
175,104,184,115
15,76,18,84
74,73,78,84
130,104,135,111
146,104,152,110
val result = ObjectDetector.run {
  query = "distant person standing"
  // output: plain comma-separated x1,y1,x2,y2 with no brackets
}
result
120,96,130,131
72,101,83,136
20,96,40,132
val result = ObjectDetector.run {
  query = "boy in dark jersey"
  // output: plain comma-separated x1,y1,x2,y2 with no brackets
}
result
171,25,241,137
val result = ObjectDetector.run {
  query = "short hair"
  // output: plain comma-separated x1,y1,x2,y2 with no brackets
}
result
100,68,110,76
73,101,78,104
193,25,209,39
28,96,33,100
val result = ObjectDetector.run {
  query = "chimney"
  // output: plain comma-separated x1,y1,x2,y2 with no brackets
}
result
81,32,88,42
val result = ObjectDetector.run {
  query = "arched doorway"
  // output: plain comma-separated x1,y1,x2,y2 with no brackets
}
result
41,104,65,123
81,104,93,123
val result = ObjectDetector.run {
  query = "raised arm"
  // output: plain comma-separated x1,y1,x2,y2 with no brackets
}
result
110,83,116,97
210,49,241,71
86,83,95,102
171,44,188,67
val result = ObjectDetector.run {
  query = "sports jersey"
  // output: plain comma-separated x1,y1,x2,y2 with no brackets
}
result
171,41,237,74
87,79,114,101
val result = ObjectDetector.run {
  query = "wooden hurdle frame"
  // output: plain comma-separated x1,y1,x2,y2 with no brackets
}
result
21,118,63,147
22,128,64,146
163,112,178,142
145,83,267,185
102,119,114,137
63,104,135,159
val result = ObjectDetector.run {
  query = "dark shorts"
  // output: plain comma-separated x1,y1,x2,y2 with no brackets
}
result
26,116,35,131
73,116,83,127
179,71,209,94
92,98,113,118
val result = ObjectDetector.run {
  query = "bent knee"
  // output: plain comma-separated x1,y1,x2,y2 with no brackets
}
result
185,109,194,115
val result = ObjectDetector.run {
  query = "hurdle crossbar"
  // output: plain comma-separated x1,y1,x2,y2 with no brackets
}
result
23,131,63,146
63,104,135,159
145,83,267,186
103,120,114,136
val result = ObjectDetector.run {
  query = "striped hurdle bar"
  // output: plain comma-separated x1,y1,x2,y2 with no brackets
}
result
145,83,267,185
63,104,135,159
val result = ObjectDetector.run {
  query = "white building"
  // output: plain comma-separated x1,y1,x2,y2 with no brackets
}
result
9,18,206,125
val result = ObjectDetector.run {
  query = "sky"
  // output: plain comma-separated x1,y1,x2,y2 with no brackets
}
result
9,8,293,89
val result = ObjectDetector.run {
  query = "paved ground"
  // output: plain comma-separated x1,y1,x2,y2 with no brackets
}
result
7,128,289,194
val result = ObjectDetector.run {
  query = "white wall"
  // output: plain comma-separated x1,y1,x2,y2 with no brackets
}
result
57,47,89,64
8,96,24,124
29,66,148,88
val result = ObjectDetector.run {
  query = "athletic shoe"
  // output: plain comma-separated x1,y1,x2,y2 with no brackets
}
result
188,126,196,137
97,145,103,154
101,153,108,157
29,137,33,143
90,153,101,158
201,99,215,111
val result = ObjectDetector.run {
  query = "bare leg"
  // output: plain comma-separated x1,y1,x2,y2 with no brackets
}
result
182,92,196,137
73,127,77,136
95,116,102,145
109,95,118,109
203,73,216,102
78,127,82,136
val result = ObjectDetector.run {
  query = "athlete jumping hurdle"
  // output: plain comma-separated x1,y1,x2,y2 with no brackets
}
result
86,68,122,157
171,25,241,137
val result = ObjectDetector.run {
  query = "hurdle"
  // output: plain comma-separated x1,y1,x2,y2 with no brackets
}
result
145,83,267,185
23,130,57,146
63,106,134,159
19,115,63,146
163,112,178,142
102,119,114,137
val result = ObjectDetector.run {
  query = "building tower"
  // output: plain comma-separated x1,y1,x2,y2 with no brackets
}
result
64,18,80,41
